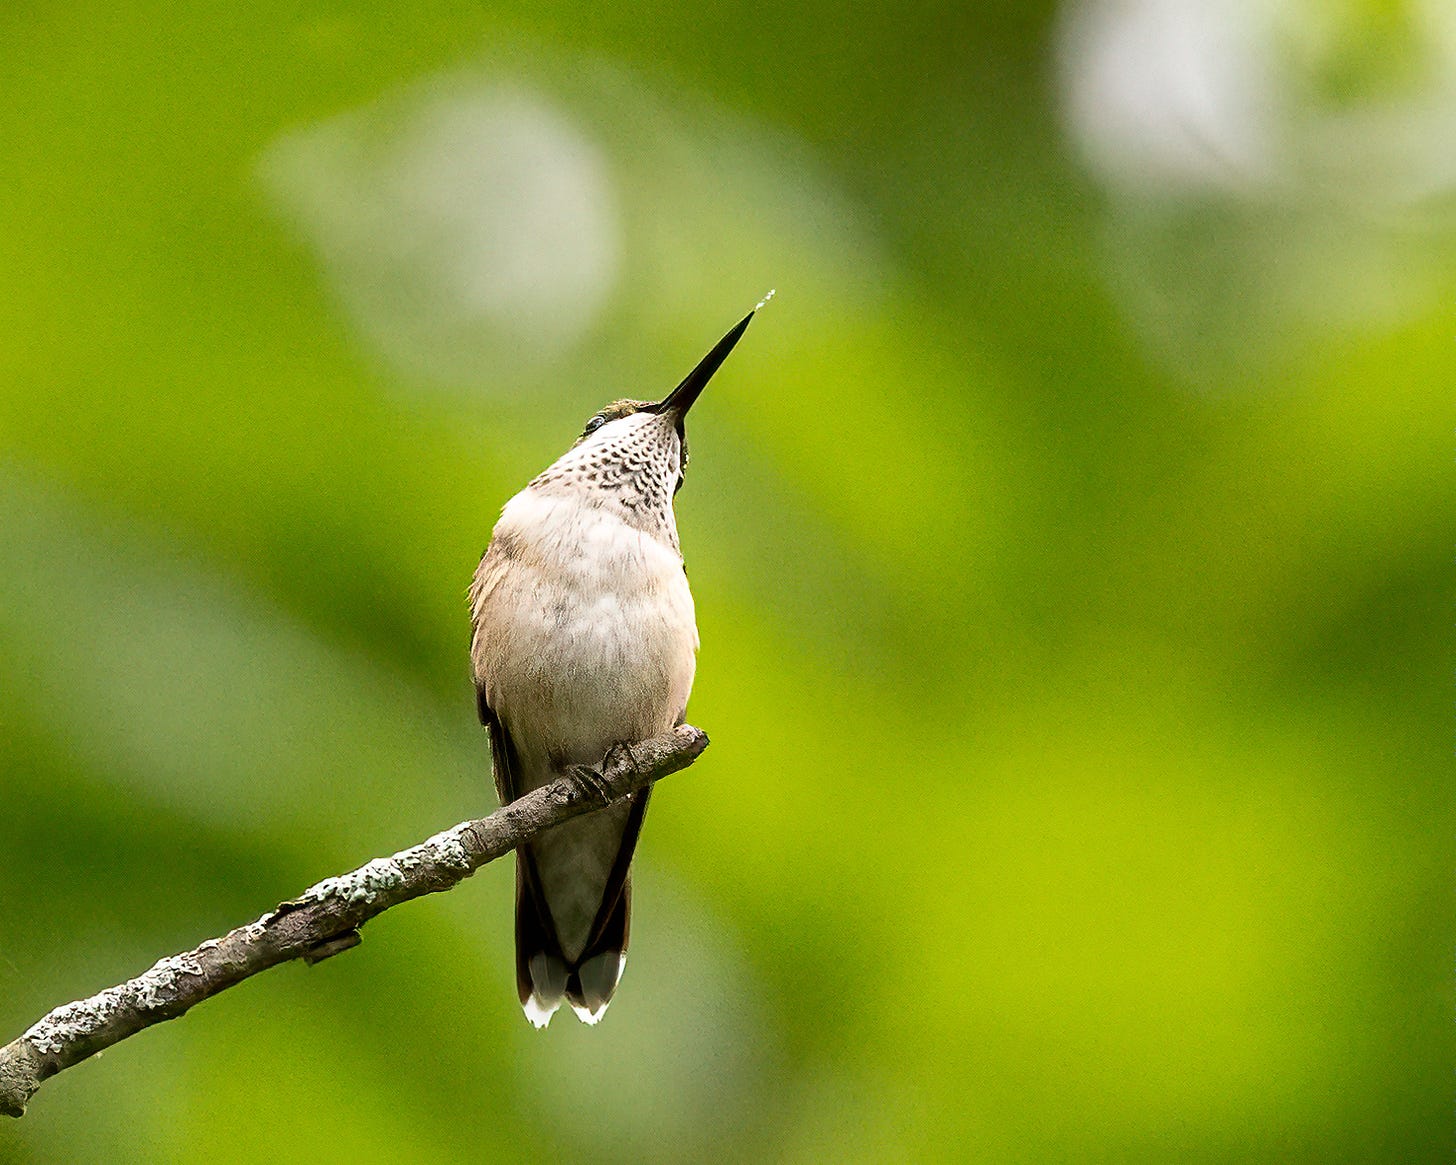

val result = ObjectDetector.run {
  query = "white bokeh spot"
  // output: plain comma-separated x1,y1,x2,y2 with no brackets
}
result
262,80,621,389
1058,0,1456,206
1059,0,1280,195
1056,0,1456,386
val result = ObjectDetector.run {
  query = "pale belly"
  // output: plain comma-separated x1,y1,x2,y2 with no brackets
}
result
495,576,698,778
472,496,698,959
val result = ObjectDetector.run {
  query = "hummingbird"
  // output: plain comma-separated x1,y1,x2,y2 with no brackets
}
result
468,307,759,1027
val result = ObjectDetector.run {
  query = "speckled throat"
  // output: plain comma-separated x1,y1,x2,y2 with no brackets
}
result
528,409,686,548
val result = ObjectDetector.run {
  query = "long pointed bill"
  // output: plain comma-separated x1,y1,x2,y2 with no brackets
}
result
654,310,755,420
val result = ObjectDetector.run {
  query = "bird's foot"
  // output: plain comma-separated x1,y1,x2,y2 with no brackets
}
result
567,762,615,808
566,740,646,808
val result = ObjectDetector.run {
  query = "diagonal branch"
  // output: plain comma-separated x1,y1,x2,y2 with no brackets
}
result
0,724,708,1118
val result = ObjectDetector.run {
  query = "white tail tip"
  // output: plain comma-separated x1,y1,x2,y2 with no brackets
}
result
569,1000,608,1025
523,993,562,1029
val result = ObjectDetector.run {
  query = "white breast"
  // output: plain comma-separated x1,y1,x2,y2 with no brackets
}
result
472,485,698,780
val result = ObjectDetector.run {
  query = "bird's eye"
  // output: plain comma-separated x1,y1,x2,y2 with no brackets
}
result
582,414,607,437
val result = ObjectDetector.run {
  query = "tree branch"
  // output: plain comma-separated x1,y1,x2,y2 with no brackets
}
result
0,724,708,1118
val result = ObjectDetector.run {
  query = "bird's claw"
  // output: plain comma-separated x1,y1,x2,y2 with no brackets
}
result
568,763,615,807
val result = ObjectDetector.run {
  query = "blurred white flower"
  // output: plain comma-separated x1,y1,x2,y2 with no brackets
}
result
1056,0,1456,385
262,81,621,389
1059,0,1456,207
1059,0,1280,196
259,56,883,405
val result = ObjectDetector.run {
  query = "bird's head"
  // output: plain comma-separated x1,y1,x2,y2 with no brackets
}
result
563,310,756,497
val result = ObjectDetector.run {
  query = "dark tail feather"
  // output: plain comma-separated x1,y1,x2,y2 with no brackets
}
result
514,784,650,1029
488,709,575,1028
515,849,569,1028
558,786,650,1025
565,876,631,1024
515,850,631,1028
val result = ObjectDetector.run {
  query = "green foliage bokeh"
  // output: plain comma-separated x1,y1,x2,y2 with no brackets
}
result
1,1,1450,1161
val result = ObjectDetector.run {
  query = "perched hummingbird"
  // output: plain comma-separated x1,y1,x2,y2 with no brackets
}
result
469,309,757,1027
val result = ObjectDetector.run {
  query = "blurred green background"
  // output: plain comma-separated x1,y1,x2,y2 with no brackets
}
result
1,0,1451,1160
